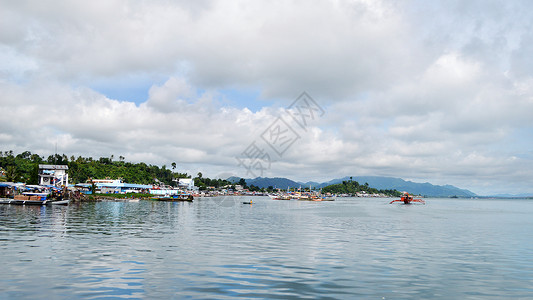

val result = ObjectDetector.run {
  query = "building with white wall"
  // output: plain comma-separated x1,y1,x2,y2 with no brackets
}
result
88,179,152,193
175,178,196,190
39,164,69,186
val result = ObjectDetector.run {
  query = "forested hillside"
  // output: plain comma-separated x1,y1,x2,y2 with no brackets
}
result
0,150,189,185
322,179,402,196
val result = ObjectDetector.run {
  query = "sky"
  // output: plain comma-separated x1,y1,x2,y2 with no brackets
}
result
1,0,533,195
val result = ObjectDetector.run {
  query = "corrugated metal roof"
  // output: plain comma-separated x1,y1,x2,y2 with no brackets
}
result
39,164,69,170
122,183,153,189
96,182,152,189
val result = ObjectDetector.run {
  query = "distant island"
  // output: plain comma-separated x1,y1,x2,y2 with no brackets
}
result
321,179,402,197
231,176,477,198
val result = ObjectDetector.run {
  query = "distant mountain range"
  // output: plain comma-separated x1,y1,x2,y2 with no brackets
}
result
228,176,477,197
486,193,533,198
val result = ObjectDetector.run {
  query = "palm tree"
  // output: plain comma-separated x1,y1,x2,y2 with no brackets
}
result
6,166,19,182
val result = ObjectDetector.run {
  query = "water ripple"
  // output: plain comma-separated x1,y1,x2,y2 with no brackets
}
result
1,198,533,298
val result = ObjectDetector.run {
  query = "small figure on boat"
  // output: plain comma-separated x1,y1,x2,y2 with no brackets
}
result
389,192,425,205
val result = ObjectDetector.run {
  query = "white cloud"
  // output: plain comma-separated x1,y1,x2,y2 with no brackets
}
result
1,0,533,195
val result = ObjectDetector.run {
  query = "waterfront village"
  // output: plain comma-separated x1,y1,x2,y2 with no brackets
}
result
0,163,395,205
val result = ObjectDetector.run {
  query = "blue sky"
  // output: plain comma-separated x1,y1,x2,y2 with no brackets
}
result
92,75,269,112
1,0,533,195
90,76,158,105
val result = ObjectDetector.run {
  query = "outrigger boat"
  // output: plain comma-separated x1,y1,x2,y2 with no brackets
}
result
50,199,71,205
389,192,425,204
269,189,335,202
297,193,335,202
0,190,71,206
0,197,48,205
0,197,71,206
150,194,194,202
269,194,291,200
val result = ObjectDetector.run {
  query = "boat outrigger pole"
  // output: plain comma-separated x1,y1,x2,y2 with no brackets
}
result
389,192,425,205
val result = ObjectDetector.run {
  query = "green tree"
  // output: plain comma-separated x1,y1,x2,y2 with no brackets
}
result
17,151,31,159
5,165,20,182
238,178,247,189
28,164,39,185
30,154,43,163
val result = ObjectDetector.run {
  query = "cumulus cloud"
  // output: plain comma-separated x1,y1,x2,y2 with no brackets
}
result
0,76,272,172
1,0,533,194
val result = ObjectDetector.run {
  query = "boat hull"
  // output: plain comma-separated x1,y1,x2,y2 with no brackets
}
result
150,196,193,202
0,198,72,205
49,199,71,205
0,198,47,205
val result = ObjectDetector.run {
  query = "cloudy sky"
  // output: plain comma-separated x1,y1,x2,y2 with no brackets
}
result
1,0,533,195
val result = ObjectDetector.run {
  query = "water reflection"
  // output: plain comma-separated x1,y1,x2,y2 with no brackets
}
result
1,197,533,299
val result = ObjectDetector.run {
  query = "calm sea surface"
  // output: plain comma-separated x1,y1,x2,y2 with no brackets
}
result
1,197,532,299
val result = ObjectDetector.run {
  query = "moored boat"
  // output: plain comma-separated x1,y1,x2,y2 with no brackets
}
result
297,193,335,201
0,197,48,205
49,199,71,205
0,184,72,206
269,194,291,200
151,194,194,202
0,192,51,205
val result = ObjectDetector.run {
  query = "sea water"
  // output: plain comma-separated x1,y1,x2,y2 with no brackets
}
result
1,197,532,299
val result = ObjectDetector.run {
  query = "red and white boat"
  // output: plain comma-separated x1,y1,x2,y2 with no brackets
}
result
389,192,425,204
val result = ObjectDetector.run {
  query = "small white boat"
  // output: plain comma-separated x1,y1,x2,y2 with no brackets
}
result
49,199,71,205
269,194,291,200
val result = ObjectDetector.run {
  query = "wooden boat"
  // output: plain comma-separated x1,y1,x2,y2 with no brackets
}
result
0,198,48,205
151,194,194,202
269,194,291,200
49,199,71,205
297,194,335,201
320,196,336,201
297,195,315,201
389,192,425,204
0,197,71,206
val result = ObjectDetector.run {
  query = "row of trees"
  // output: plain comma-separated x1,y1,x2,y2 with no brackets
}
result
192,173,272,192
322,179,402,196
0,150,190,186
1,151,403,196
0,151,40,183
193,172,232,190
234,178,275,193
0,151,270,192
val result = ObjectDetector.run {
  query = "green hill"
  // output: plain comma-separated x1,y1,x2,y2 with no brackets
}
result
228,176,476,197
0,150,189,185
